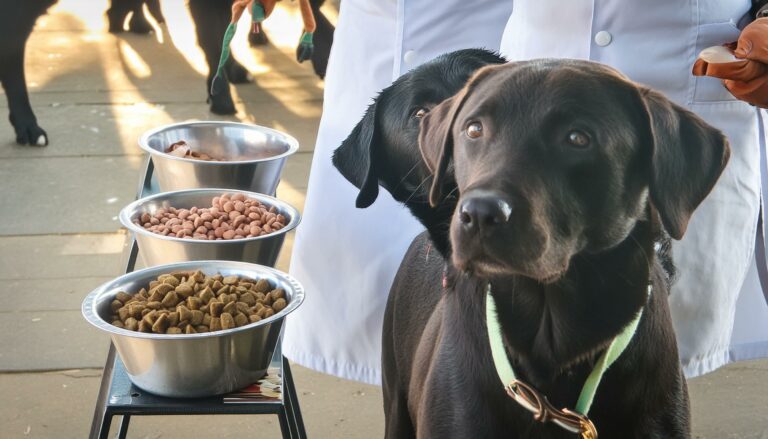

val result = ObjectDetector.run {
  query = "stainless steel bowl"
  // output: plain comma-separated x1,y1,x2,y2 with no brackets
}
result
119,188,300,267
139,121,299,193
82,260,304,398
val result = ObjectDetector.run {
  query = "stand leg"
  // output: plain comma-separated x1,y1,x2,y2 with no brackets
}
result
124,239,139,274
136,155,155,198
282,359,307,438
278,407,292,439
116,415,130,439
90,228,139,438
282,374,299,439
96,413,112,439
89,345,117,439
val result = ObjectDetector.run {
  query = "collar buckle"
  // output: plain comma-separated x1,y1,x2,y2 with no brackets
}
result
506,380,598,438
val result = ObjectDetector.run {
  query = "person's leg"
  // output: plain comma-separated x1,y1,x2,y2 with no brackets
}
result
188,0,237,115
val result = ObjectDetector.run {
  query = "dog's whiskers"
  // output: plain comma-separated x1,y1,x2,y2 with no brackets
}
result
390,160,422,193
442,186,459,203
404,175,433,204
628,235,652,270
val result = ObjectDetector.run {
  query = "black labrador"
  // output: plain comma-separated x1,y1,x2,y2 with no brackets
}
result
0,0,57,146
336,56,729,438
333,48,505,256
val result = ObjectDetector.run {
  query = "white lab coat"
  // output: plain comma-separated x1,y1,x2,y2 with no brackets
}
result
285,0,768,384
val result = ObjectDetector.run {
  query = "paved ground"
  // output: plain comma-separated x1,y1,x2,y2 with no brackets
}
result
0,2,767,438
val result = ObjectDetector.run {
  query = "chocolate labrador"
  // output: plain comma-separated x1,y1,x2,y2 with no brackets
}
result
398,60,728,438
333,48,505,256
337,55,729,438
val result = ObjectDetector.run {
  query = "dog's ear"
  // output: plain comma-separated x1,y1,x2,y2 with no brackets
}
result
418,92,464,207
332,101,381,208
639,88,730,239
419,66,499,207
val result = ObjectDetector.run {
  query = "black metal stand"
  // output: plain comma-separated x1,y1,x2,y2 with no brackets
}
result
88,158,307,438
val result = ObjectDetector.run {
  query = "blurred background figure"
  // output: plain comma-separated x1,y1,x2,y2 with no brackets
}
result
1,0,334,145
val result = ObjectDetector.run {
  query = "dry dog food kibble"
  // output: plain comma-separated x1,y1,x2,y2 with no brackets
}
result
165,140,220,161
134,193,288,240
109,271,289,334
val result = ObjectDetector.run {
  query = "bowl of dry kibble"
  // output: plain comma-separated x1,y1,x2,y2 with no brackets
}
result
81,260,304,397
119,189,300,266
139,121,299,193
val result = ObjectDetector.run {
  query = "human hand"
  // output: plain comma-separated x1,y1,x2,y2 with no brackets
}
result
231,0,252,24
692,18,768,108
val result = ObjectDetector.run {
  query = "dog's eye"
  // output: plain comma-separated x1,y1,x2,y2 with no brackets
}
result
466,122,483,139
567,130,590,148
413,108,428,119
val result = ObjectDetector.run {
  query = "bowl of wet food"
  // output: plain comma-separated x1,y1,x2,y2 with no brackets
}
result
139,121,299,194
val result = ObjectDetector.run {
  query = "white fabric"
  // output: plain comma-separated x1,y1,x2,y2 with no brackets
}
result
284,0,513,385
285,0,768,384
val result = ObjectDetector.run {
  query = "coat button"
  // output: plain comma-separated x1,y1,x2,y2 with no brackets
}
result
594,31,612,47
403,50,417,65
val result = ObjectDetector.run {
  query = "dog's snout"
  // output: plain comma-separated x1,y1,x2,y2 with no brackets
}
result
459,195,512,231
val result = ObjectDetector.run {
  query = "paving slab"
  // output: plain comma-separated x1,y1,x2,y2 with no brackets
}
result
0,156,143,235
0,310,110,371
687,359,768,438
1,277,113,312
0,233,127,281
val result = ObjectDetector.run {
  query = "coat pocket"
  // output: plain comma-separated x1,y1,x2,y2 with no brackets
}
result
692,21,742,103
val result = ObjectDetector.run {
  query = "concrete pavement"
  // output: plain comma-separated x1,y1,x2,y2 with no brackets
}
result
0,1,766,437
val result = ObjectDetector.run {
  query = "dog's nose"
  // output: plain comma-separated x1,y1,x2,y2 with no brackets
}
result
459,195,511,231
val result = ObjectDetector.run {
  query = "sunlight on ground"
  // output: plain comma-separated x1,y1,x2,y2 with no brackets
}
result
118,40,152,79
158,4,207,76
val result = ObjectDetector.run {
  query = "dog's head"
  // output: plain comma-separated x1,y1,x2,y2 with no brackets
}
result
420,60,730,282
332,49,505,209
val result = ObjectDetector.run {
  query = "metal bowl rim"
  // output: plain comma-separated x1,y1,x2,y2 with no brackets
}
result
119,188,301,244
81,260,305,340
138,121,300,165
